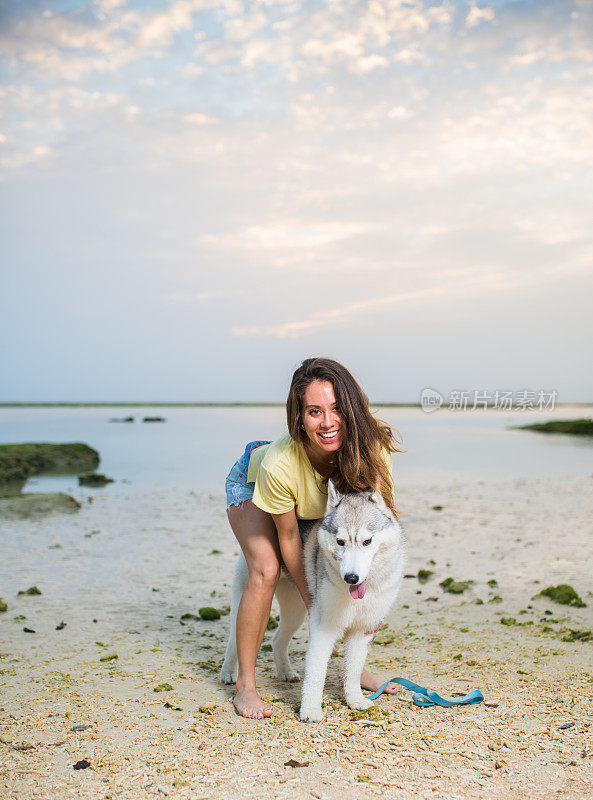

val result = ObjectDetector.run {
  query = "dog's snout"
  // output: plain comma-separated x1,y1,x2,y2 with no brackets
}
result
344,573,360,585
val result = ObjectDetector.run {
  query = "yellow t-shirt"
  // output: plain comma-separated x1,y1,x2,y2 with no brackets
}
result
247,432,393,520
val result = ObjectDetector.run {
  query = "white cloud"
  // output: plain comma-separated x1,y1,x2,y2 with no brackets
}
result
0,143,53,171
508,50,546,66
466,4,495,29
233,288,448,338
224,9,268,42
231,266,577,339
183,112,216,125
136,0,207,49
97,0,127,11
352,53,388,74
202,221,373,251
393,45,424,64
513,215,593,247
388,105,411,120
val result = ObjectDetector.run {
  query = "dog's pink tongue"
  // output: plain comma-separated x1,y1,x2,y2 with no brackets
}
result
349,580,367,599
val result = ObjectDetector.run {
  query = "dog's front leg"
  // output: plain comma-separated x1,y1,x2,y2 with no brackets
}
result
342,632,374,710
220,555,248,685
300,620,336,723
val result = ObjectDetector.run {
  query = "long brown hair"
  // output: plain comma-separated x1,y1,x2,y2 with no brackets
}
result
286,357,401,517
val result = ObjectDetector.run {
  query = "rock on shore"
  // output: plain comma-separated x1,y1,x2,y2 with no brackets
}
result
0,492,82,519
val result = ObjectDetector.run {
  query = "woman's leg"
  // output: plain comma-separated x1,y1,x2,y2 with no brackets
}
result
227,499,282,719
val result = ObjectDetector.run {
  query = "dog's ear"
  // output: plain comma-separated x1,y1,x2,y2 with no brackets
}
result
369,490,385,508
327,479,342,508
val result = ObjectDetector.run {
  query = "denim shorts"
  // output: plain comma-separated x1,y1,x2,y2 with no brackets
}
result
225,440,271,510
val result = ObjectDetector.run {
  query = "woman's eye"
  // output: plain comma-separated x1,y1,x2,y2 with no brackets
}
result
362,538,372,546
336,539,345,546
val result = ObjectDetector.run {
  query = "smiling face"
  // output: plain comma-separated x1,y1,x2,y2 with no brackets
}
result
301,379,344,460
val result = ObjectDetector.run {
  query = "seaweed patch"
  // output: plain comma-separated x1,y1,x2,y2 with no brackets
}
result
537,585,586,608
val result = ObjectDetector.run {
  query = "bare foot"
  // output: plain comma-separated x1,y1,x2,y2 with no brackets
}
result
232,687,273,719
360,668,399,695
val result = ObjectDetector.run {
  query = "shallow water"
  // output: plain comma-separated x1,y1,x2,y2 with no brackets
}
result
0,404,591,494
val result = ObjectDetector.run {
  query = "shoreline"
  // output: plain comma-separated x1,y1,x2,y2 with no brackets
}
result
1,474,592,799
1,402,592,408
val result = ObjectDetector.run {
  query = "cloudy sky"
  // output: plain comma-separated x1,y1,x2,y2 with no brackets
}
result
1,0,592,402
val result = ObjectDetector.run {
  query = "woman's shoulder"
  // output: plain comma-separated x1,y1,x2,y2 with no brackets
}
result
260,431,300,472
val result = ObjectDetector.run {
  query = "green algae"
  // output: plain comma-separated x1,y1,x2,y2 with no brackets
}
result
561,629,593,643
78,473,114,488
0,455,31,495
153,683,173,692
196,659,218,672
180,613,199,621
500,617,534,628
0,442,99,481
417,569,434,583
0,493,81,519
537,584,586,608
99,654,118,662
0,598,7,613
18,586,41,596
487,579,498,588
514,418,593,436
198,607,221,621
261,643,272,652
440,577,472,594
266,616,279,630
373,631,395,646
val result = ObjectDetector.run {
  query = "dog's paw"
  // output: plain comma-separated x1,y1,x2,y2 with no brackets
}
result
277,667,300,683
300,704,324,723
346,695,374,711
219,666,237,685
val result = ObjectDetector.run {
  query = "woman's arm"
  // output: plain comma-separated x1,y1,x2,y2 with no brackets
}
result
272,510,312,611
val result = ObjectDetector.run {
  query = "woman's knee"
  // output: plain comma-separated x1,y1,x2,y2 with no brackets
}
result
249,559,281,592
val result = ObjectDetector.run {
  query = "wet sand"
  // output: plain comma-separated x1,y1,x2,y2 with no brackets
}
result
1,475,592,799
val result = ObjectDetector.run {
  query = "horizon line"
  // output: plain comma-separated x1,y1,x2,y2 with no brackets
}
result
0,401,591,408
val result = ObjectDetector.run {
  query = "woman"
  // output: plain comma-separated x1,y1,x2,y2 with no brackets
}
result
224,357,400,719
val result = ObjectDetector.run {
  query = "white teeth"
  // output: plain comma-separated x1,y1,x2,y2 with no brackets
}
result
320,431,338,439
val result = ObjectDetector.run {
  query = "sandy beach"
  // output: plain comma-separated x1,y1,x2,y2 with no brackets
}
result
1,474,592,800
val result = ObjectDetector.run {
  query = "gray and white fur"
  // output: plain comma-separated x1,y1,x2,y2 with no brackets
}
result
220,481,406,722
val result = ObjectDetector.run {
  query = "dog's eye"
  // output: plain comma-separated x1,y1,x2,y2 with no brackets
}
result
336,539,345,546
362,538,372,546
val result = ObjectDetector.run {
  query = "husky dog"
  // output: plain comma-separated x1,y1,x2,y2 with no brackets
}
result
220,482,405,723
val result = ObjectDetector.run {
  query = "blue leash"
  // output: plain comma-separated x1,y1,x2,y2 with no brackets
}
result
366,677,484,707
